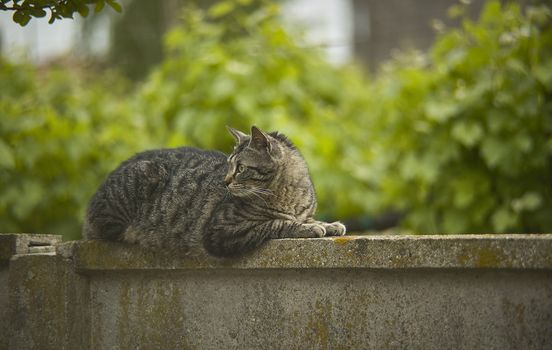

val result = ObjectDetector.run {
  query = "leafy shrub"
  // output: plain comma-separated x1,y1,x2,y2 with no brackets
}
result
0,60,148,239
136,1,373,219
0,1,371,239
1,0,551,240
356,1,552,233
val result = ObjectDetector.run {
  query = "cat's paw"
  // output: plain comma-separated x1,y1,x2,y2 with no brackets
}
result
301,223,326,238
323,221,346,236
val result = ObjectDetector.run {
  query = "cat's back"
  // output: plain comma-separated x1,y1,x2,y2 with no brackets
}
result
125,146,227,173
84,146,228,243
118,146,222,182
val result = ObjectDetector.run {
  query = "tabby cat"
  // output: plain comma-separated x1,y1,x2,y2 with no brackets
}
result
83,126,346,257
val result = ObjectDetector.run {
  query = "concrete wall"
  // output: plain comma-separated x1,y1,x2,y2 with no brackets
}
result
2,233,552,349
0,234,61,350
0,262,9,350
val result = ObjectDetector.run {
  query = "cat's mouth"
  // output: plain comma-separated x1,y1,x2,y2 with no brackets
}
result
227,183,274,201
227,183,251,198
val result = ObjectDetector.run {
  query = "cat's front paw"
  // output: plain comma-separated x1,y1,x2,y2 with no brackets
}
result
301,223,326,238
323,221,346,236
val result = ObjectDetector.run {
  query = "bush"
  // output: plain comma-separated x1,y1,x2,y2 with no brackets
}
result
136,1,373,219
1,0,551,239
0,2,371,239
355,1,552,233
0,61,148,239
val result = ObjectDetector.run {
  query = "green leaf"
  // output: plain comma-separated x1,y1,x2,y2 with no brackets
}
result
13,10,31,26
480,0,503,23
28,7,47,18
442,210,468,233
481,138,507,168
0,140,15,169
534,59,552,90
59,5,74,18
512,192,542,213
424,100,458,123
451,121,483,147
208,1,234,18
452,176,478,209
106,0,122,13
491,207,517,232
94,0,104,13
76,3,90,17
12,181,43,220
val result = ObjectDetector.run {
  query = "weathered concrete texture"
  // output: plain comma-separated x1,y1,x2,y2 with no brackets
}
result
0,234,61,350
0,263,9,350
3,234,552,349
69,234,552,271
88,269,551,350
0,233,60,260
8,254,90,350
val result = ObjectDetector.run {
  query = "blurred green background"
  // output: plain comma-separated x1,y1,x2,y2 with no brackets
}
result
1,0,551,240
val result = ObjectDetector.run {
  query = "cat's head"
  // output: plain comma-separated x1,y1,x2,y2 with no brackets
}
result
224,125,307,199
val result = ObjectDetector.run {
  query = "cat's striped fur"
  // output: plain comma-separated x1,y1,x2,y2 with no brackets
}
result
83,126,345,257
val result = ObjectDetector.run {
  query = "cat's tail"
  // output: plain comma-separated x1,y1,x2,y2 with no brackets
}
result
82,159,167,241
82,207,128,241
202,224,271,258
82,180,130,241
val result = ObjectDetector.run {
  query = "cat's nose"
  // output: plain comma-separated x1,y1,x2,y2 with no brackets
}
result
224,175,232,186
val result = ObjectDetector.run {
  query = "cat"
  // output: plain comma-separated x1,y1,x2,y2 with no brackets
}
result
83,125,346,258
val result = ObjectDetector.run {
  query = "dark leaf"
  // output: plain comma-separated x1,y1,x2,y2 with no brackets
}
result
94,0,104,13
29,7,47,17
106,0,121,13
13,10,31,26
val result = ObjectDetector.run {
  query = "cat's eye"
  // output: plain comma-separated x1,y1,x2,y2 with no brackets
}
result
237,164,246,173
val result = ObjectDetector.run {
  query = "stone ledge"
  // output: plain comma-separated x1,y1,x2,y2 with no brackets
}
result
61,234,552,271
0,234,61,261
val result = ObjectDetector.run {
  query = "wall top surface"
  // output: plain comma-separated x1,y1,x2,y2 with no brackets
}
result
51,234,552,271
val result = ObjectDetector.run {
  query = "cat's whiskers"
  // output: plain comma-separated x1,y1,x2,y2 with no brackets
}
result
249,186,275,197
230,183,273,198
235,185,270,207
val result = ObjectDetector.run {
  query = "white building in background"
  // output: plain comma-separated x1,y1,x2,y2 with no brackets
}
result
0,9,111,62
0,0,353,65
282,0,353,65
0,12,79,62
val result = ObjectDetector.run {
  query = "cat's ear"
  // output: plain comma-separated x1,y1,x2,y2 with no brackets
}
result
249,126,272,152
226,126,248,144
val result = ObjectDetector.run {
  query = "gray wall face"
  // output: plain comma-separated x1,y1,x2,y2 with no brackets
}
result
2,234,552,349
88,269,552,350
0,264,9,350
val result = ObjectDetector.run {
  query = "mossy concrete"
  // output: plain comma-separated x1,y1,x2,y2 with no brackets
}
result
0,262,9,350
0,234,60,261
3,234,552,349
68,234,552,271
0,234,61,350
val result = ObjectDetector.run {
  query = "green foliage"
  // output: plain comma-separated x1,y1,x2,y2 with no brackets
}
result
358,1,552,233
137,1,372,219
1,0,551,240
0,1,371,239
0,0,121,26
0,60,147,239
